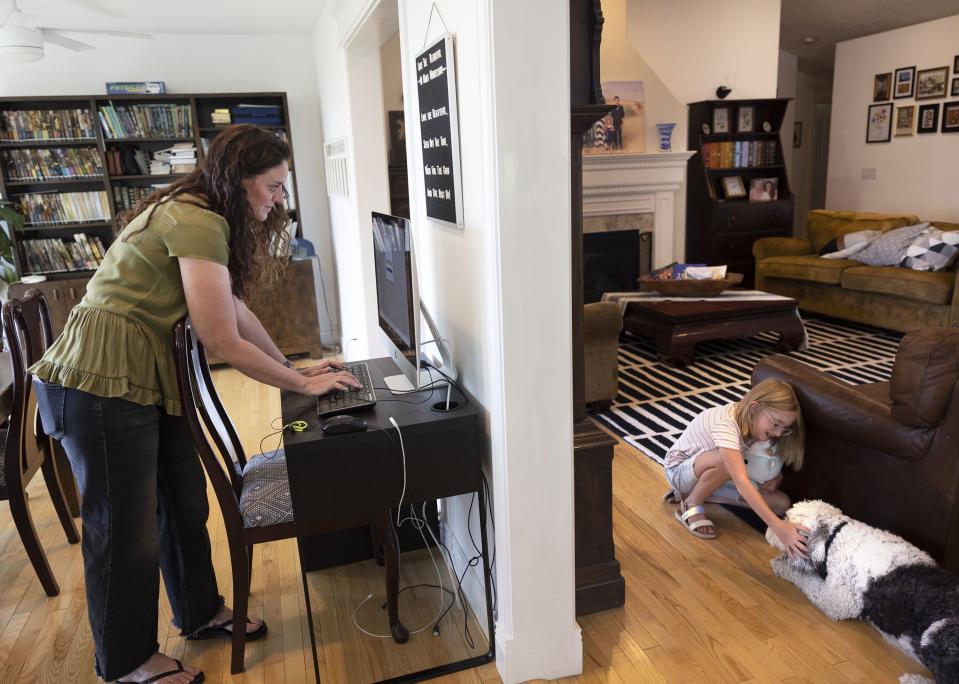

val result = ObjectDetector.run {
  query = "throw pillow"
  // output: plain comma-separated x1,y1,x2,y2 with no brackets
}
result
851,223,930,266
899,228,959,271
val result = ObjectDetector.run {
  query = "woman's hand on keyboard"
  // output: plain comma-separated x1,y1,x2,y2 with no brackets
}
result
302,370,362,395
299,360,345,377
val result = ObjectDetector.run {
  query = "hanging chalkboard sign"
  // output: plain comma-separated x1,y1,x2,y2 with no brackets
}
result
415,33,463,227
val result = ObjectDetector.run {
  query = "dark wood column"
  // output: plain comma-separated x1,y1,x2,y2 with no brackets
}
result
570,0,624,616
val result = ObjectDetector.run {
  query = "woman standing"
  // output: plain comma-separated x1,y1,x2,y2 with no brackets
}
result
31,125,360,683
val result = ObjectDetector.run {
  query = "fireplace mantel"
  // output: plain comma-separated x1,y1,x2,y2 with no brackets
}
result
582,150,696,269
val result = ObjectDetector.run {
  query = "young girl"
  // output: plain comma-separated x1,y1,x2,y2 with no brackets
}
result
663,378,810,559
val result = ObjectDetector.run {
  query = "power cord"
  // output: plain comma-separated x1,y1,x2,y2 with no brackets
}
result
256,417,309,460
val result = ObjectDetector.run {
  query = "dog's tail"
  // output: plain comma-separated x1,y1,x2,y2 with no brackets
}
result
918,618,959,684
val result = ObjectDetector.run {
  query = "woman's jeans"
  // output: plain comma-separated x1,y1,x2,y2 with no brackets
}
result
34,381,221,680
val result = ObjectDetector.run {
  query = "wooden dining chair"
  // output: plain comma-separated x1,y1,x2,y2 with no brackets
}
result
173,318,408,674
0,290,80,596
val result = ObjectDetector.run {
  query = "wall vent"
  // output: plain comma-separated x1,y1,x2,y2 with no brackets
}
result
324,138,350,197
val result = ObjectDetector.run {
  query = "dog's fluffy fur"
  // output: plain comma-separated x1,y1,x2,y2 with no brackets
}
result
766,500,959,684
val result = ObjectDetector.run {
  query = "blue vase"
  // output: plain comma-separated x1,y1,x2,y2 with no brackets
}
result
656,123,676,152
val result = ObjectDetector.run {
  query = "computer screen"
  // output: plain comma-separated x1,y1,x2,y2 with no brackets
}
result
372,212,419,378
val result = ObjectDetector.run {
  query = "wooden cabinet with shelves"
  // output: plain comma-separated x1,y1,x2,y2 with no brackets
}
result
686,98,794,287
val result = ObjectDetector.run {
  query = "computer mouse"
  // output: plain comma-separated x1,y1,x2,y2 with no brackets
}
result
321,415,368,434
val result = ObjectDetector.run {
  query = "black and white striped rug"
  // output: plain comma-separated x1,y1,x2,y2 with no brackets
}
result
595,315,903,464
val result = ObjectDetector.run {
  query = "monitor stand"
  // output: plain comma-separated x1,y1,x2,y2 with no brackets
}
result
383,301,455,395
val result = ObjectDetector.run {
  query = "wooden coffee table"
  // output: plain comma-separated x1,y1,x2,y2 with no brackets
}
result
621,294,805,366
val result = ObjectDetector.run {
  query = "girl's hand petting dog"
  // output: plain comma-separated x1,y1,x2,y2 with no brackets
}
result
773,520,810,559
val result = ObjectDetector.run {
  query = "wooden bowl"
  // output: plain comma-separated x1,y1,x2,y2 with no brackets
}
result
637,272,744,297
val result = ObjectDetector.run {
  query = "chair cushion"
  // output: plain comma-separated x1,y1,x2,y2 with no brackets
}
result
840,266,955,305
239,449,294,528
758,255,858,284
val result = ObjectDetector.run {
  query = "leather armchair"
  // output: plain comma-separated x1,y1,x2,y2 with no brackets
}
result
752,328,959,573
583,302,622,410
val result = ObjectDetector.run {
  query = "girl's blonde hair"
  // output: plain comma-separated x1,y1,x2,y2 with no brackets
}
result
734,378,804,470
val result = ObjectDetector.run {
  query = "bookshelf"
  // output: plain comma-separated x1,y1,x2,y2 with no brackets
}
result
685,98,794,288
0,92,303,283
2,93,320,356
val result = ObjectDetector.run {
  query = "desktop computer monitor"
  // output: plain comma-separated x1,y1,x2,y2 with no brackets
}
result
372,211,423,392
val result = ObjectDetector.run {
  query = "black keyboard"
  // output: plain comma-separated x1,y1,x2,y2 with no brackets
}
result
316,362,377,417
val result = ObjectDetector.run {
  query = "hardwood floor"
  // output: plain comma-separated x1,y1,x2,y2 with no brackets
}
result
0,364,930,682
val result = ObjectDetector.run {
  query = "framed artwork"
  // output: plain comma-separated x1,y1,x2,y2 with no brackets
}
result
955,55,959,73
952,78,959,97
942,102,959,133
736,105,754,133
793,121,802,148
917,103,939,134
387,111,406,165
582,80,647,155
748,177,778,202
916,67,949,99
720,175,746,199
713,107,730,134
866,103,893,143
873,72,892,101
894,105,915,136
893,66,916,99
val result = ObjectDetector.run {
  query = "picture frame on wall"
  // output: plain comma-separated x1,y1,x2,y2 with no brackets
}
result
713,107,730,133
952,78,959,98
942,102,959,133
736,105,754,132
916,66,949,99
866,103,893,143
955,55,959,73
873,72,892,101
917,103,940,134
387,110,406,166
793,121,802,148
893,66,916,99
894,105,915,136
720,175,746,199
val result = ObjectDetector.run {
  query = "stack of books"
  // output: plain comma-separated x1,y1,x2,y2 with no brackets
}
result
98,103,193,139
112,183,168,213
0,108,96,141
211,108,231,125
231,103,282,126
148,142,196,175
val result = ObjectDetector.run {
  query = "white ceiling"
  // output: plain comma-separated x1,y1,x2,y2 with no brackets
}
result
780,0,959,75
14,0,330,35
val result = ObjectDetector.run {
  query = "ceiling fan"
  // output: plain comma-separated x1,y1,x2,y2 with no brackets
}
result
0,0,151,63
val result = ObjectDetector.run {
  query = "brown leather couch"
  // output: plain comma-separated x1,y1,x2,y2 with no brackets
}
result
752,328,959,573
753,210,959,333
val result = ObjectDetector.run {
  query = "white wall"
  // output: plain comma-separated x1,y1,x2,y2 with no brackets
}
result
826,14,959,221
626,0,782,104
0,33,339,342
316,0,580,681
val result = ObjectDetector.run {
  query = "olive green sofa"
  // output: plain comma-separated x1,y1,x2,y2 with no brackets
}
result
754,210,959,333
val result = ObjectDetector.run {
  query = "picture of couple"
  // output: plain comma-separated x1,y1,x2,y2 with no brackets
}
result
582,81,646,155
748,177,778,202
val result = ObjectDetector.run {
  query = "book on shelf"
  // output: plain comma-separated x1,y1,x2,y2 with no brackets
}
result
99,103,192,139
211,108,231,125
0,109,96,141
15,190,111,225
2,146,103,181
702,140,777,169
20,233,107,274
112,183,168,213
232,103,282,126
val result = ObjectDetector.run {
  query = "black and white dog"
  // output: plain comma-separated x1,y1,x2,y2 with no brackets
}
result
766,500,959,684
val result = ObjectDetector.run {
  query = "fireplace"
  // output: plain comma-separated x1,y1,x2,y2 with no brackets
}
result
583,229,651,303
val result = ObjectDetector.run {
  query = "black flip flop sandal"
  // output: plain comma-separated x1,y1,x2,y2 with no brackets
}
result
117,658,204,683
185,617,268,642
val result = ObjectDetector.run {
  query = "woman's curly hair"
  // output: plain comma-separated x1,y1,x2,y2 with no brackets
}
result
119,124,291,300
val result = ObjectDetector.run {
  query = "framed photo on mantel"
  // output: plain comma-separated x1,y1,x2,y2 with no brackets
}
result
415,33,464,227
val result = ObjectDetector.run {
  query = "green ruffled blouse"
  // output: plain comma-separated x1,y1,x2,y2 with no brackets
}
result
29,199,230,416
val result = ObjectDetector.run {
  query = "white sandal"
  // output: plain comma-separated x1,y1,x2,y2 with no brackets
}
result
675,500,717,539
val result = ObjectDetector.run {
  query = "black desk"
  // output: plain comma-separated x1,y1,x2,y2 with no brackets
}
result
281,357,495,683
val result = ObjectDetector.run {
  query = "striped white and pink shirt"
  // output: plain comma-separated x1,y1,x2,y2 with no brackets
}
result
663,402,744,470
